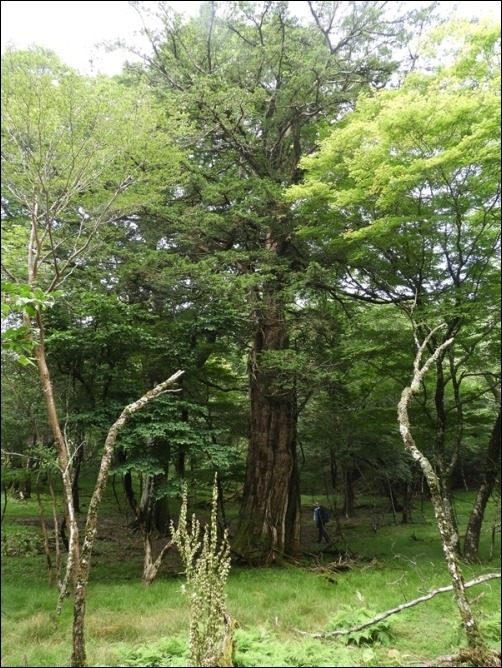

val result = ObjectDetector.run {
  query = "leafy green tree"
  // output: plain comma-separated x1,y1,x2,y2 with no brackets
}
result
1,46,185,666
1,43,173,573
288,19,501,552
126,0,433,561
43,248,247,583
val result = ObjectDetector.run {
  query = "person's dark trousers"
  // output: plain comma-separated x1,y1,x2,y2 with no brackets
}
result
316,521,330,544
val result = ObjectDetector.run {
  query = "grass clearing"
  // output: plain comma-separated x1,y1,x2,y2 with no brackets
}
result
1,485,500,667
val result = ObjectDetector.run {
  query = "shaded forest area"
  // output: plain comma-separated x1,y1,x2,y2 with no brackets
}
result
1,2,500,666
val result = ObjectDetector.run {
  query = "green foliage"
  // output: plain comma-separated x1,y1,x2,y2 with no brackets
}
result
479,614,502,648
171,476,232,667
1,528,44,557
327,605,395,646
1,282,57,364
233,626,353,667
288,21,500,292
1,48,183,251
119,626,355,668
121,635,189,667
288,19,501,490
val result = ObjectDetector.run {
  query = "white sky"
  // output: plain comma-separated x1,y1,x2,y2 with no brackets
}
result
1,1,500,75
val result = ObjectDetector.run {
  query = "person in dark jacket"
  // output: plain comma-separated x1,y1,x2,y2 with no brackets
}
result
313,502,331,544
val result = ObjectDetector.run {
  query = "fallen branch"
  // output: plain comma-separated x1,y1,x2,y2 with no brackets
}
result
295,572,501,639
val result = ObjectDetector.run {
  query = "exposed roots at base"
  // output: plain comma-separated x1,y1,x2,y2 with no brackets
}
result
435,648,501,667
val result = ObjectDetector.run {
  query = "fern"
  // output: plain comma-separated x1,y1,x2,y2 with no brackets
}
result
233,626,354,667
328,605,395,646
121,635,189,667
479,615,501,647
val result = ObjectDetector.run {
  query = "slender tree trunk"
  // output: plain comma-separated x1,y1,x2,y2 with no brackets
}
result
71,440,84,514
175,404,189,479
232,289,300,562
342,466,356,519
433,358,461,557
401,480,414,524
49,478,63,593
139,475,156,533
71,370,183,667
464,409,501,563
397,330,495,666
124,468,171,580
141,533,174,586
36,489,54,586
25,310,80,593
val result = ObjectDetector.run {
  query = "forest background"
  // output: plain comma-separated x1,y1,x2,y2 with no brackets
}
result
1,1,500,667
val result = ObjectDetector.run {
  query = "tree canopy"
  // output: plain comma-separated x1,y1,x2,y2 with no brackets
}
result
2,3,500,566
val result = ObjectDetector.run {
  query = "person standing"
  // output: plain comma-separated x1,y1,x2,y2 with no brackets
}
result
313,502,331,544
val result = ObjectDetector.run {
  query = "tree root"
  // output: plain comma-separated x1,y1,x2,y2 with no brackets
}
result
435,647,501,667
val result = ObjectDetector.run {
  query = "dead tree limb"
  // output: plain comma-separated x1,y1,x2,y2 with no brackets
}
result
295,572,501,639
71,369,184,667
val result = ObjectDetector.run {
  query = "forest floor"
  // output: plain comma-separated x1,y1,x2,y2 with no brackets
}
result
9,490,357,575
1,482,501,668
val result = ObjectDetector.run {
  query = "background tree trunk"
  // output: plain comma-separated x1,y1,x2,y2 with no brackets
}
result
464,409,501,563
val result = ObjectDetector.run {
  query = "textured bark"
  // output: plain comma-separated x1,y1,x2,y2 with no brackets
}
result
26,310,80,599
127,472,173,585
71,440,85,514
432,354,461,557
142,534,174,586
342,466,356,519
397,329,492,662
36,489,54,585
401,480,413,524
71,370,184,667
232,290,300,562
464,409,501,563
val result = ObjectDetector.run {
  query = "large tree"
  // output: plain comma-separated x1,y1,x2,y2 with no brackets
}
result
288,19,501,552
127,0,433,562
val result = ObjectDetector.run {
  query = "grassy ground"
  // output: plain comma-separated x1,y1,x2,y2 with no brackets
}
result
1,480,500,667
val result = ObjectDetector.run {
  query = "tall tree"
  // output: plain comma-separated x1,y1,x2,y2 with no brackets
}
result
398,327,498,667
288,19,501,553
1,46,184,666
128,0,432,562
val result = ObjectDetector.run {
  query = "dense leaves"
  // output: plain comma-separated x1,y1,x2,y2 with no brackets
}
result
1,7,500,563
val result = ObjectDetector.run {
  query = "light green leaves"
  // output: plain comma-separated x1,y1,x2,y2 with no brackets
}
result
1,46,185,289
288,21,500,246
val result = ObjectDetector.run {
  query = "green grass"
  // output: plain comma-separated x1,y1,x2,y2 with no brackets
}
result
1,486,500,667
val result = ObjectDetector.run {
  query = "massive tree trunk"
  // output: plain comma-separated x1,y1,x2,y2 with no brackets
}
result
232,288,301,561
464,408,501,563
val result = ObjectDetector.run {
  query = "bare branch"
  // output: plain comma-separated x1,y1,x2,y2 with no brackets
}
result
295,573,501,639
